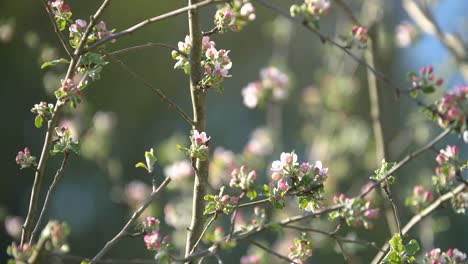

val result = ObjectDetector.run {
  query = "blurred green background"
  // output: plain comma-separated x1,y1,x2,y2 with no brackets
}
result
1,0,467,263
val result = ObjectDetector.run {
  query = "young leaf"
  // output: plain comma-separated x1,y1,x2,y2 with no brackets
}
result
41,58,70,69
34,115,43,128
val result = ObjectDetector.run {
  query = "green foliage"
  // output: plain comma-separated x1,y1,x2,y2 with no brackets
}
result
381,234,420,264
370,159,396,185
41,58,70,69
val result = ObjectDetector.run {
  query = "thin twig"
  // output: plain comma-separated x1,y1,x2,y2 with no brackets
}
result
360,128,451,198
284,225,383,252
85,0,228,52
21,0,111,246
40,0,74,57
371,183,467,264
202,27,219,36
246,239,298,264
190,213,218,254
109,42,187,57
228,192,245,238
103,52,194,126
89,177,171,263
29,153,70,244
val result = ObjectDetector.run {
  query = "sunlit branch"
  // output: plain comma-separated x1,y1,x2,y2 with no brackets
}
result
89,177,171,263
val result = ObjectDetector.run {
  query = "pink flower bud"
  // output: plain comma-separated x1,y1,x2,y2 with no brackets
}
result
231,169,238,177
427,66,433,74
240,165,247,171
222,195,230,204
278,178,288,192
413,185,423,195
447,248,453,256
435,167,441,174
423,191,434,202
163,235,171,244
436,78,443,86
451,145,459,154
248,170,256,180
271,172,281,181
435,154,445,164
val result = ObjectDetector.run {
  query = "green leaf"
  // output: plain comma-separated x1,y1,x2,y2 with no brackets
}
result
135,162,147,170
204,195,214,200
389,234,401,249
80,261,90,264
41,58,70,69
404,239,420,256
409,89,419,98
34,115,43,128
422,85,435,94
247,190,257,200
69,142,80,154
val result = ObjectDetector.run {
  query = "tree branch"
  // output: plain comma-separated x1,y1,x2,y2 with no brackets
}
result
29,153,70,244
246,239,297,264
21,0,111,246
184,0,210,262
40,0,74,57
85,0,227,52
109,42,187,57
371,183,467,264
89,177,171,263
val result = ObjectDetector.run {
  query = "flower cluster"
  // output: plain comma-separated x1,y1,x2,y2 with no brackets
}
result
424,248,467,264
383,234,420,263
405,185,434,212
268,152,328,211
48,0,72,31
395,21,418,48
350,25,368,49
31,102,54,128
241,67,289,109
179,130,211,161
204,186,239,214
433,145,460,192
164,160,193,180
290,0,331,22
329,194,380,229
40,220,71,253
54,78,83,107
141,217,172,263
172,36,232,91
214,0,255,33
435,86,467,132
142,217,160,233
408,66,444,97
288,234,313,264
68,19,113,48
15,147,37,169
229,165,257,199
51,126,80,155
451,192,468,214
